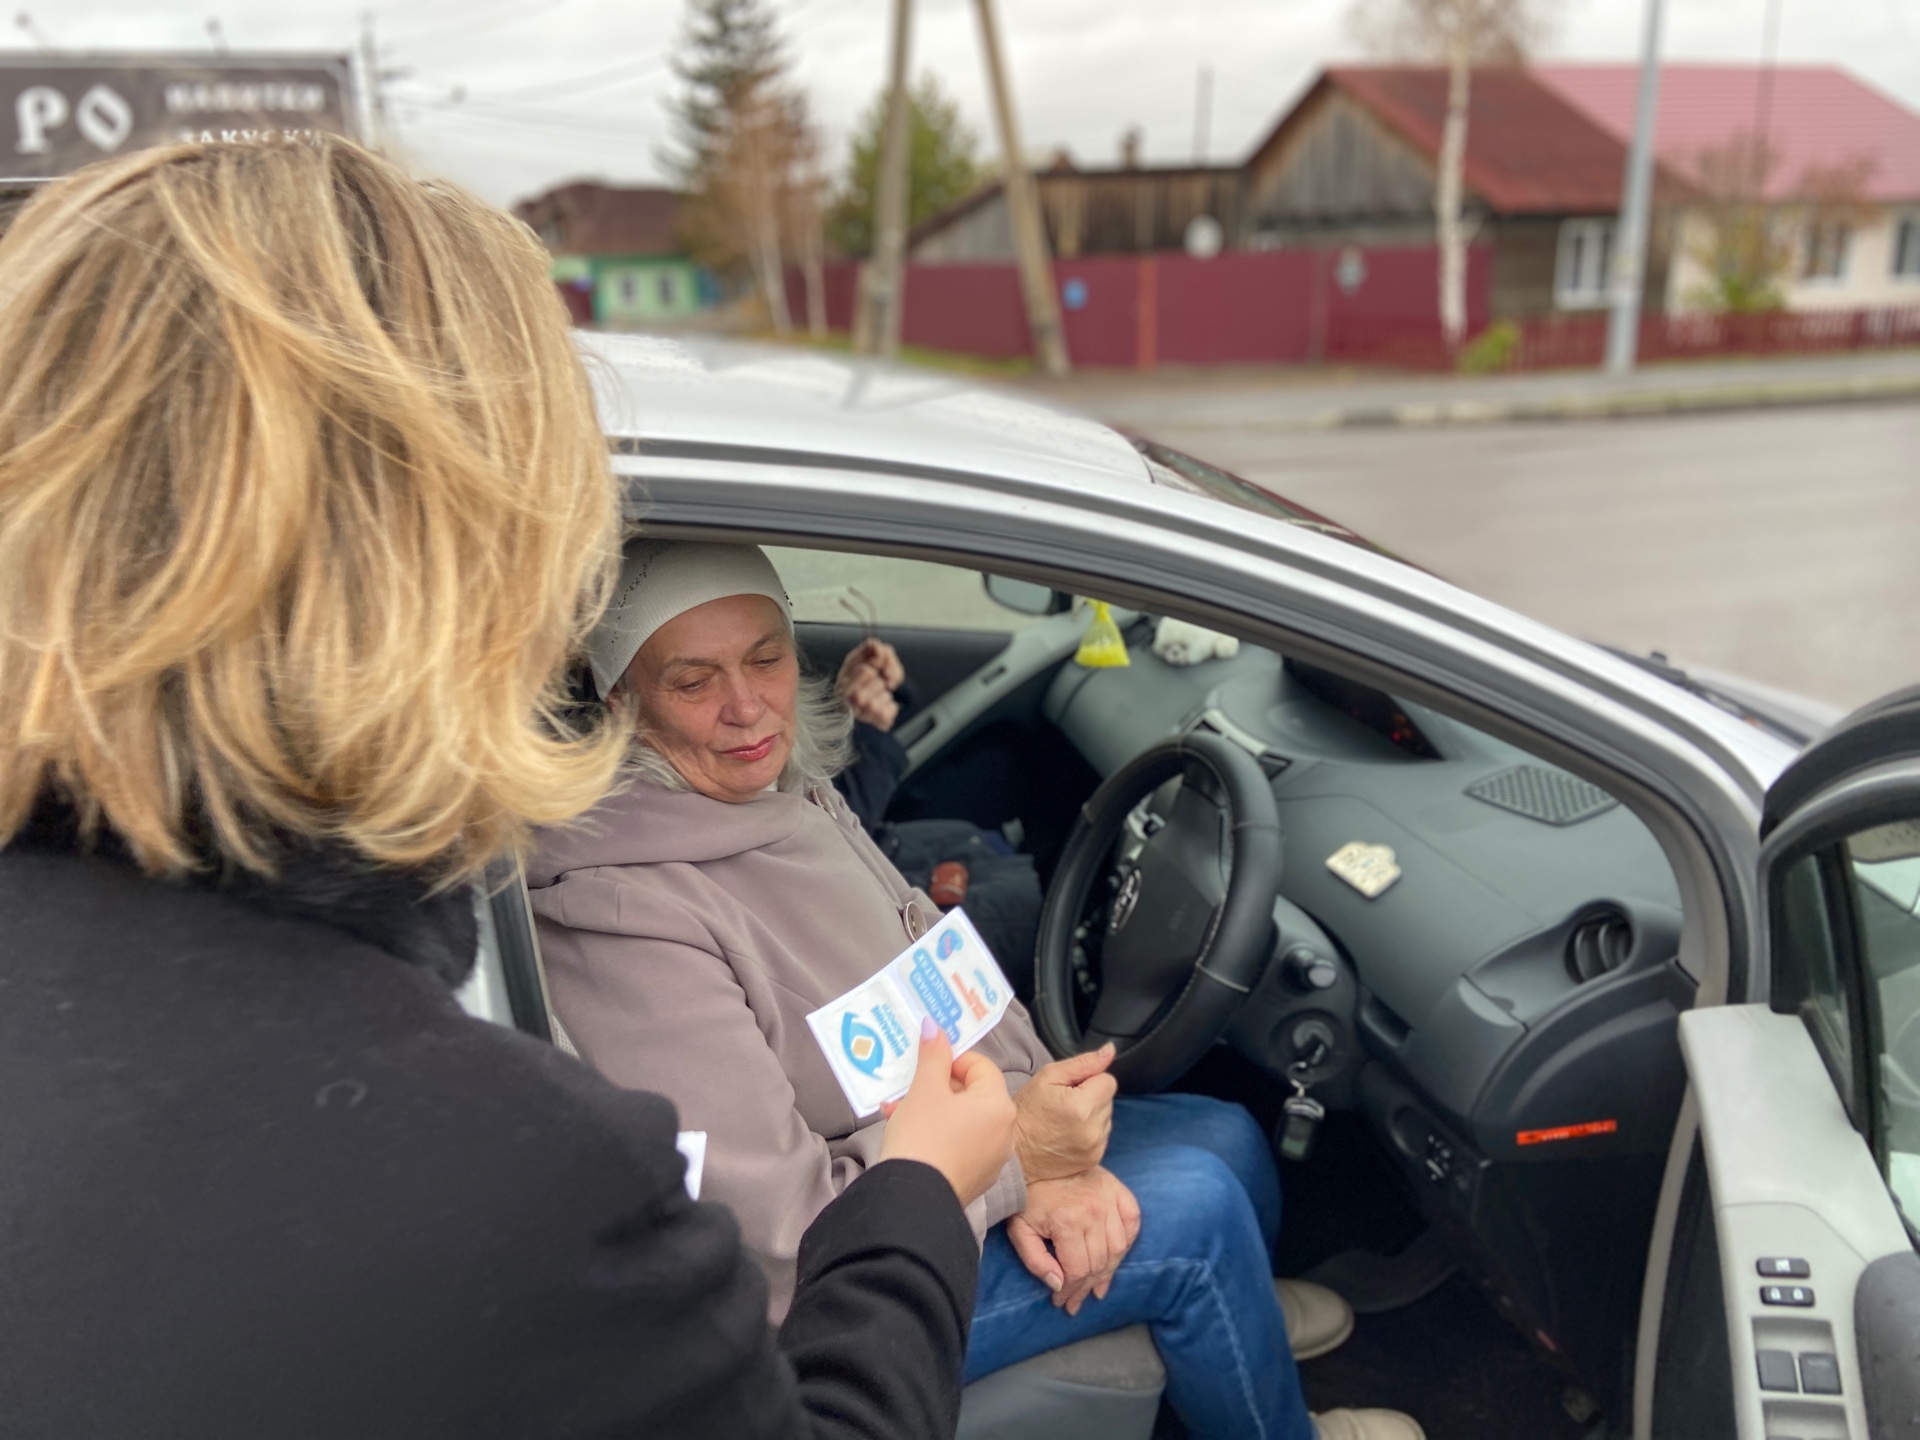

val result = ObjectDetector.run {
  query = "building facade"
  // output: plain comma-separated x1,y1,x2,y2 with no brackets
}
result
513,182,710,328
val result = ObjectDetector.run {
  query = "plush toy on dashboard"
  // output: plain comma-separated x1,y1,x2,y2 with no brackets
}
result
1153,616,1241,667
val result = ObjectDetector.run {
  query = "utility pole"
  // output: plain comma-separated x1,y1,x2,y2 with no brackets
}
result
356,12,388,153
973,0,1069,376
1605,0,1665,373
1192,63,1212,165
860,0,914,358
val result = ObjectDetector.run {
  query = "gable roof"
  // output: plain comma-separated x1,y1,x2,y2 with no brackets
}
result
1536,64,1920,203
512,182,682,257
1251,65,1663,215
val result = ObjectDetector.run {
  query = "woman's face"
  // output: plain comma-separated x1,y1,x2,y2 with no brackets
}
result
625,593,798,803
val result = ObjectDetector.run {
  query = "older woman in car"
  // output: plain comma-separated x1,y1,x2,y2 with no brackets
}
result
528,539,1423,1440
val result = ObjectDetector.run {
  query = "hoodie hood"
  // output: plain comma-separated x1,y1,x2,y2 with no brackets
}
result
525,773,819,887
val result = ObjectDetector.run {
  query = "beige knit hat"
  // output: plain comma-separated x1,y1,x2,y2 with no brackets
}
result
585,540,791,697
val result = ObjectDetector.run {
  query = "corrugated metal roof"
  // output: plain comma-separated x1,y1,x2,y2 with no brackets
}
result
1536,64,1920,203
1319,66,1650,215
512,182,682,257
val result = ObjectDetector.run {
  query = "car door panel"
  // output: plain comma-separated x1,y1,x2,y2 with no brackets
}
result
1653,690,1920,1440
795,621,1016,725
1679,1005,1908,1439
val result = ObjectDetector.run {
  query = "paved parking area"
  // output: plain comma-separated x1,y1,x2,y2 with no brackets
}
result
1062,396,1920,710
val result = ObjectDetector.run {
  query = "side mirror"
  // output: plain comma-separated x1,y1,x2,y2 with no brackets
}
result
982,574,1065,616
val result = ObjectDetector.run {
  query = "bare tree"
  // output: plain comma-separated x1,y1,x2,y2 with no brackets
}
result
1351,0,1552,349
1683,136,1878,313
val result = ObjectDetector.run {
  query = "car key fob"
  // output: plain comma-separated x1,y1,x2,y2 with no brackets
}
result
1279,1094,1324,1163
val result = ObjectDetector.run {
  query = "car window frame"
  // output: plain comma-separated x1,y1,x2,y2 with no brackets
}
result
1764,763,1920,1239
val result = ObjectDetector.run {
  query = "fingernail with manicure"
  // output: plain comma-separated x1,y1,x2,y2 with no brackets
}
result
920,1015,938,1041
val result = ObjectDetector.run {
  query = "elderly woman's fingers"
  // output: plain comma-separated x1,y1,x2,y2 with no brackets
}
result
871,640,905,690
1007,1215,1064,1293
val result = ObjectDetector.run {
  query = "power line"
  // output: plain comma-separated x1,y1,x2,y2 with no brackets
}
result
384,0,566,57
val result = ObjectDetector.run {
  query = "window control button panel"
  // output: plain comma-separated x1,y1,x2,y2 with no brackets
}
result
1760,1284,1816,1307
1798,1352,1842,1395
1756,1257,1811,1279
1756,1349,1800,1392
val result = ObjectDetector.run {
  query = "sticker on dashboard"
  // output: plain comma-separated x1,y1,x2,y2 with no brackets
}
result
1326,841,1401,899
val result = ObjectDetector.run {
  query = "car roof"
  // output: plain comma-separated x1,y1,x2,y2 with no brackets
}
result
578,332,1154,493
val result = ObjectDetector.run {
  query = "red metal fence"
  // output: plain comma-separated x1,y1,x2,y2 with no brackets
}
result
795,253,1920,372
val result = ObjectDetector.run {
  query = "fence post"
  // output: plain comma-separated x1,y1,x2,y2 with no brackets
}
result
1136,256,1158,371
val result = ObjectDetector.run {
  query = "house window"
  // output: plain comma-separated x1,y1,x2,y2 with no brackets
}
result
1802,220,1851,282
616,273,639,306
1555,219,1615,309
1893,216,1920,280
658,272,677,308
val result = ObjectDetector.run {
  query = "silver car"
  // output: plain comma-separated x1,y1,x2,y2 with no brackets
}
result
462,335,1920,1440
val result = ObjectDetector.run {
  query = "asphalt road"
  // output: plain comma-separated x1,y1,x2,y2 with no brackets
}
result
1070,396,1920,711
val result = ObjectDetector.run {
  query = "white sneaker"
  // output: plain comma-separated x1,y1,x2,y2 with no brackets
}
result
1311,1409,1427,1440
1277,1278,1355,1360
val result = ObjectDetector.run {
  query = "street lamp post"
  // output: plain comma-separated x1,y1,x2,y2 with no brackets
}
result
1606,0,1665,374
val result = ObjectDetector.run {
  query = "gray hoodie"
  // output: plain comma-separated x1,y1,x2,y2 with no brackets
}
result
525,775,1050,1320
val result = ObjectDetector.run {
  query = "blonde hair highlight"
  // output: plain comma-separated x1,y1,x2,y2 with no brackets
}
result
0,137,628,881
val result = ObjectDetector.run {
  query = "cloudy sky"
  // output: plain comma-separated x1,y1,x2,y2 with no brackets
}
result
11,0,1920,207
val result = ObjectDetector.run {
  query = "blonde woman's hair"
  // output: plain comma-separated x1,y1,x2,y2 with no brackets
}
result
0,137,628,882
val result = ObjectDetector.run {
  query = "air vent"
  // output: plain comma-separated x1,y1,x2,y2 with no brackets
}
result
1466,765,1619,826
1566,909,1633,984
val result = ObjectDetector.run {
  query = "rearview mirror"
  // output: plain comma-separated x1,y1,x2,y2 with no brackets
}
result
982,574,1064,616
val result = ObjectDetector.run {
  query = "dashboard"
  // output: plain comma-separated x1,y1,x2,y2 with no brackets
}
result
1037,623,1694,1409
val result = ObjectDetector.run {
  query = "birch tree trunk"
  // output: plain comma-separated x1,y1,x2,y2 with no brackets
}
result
743,110,793,336
801,197,827,339
1434,30,1471,350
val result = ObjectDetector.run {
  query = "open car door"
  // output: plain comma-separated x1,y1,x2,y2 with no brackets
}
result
1655,687,1920,1440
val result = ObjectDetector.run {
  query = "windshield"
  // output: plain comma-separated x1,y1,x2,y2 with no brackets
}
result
1132,439,1391,557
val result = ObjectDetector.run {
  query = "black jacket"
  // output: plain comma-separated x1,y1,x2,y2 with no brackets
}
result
0,815,980,1439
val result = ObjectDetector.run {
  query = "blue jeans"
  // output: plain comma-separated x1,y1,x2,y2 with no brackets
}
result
966,1094,1315,1440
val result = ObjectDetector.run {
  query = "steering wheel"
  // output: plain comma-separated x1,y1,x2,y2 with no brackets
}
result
1033,730,1283,1092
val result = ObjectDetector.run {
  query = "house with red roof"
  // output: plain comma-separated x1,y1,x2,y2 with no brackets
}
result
906,61,1920,329
1239,65,1689,319
1536,65,1920,312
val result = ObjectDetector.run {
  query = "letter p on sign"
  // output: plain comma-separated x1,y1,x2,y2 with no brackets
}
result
16,85,67,155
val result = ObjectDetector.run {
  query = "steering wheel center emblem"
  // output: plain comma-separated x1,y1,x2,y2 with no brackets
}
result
1109,868,1143,934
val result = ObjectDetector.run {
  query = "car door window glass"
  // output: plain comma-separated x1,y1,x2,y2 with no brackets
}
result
765,547,1048,633
1775,850,1858,1115
1847,819,1920,1223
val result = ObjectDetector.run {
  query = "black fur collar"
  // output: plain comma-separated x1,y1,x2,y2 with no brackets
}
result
15,800,478,987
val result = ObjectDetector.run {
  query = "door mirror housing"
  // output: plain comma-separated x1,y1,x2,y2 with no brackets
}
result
982,573,1066,616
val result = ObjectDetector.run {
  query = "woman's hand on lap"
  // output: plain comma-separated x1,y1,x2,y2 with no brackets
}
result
1007,1165,1142,1315
1012,1043,1118,1182
880,1018,1017,1206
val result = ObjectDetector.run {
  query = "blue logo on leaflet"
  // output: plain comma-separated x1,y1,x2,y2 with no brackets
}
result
937,929,963,959
909,948,964,1043
841,1012,885,1077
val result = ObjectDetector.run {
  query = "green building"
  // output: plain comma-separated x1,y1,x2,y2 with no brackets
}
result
514,183,711,328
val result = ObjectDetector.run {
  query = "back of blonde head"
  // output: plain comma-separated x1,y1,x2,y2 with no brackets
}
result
0,137,626,881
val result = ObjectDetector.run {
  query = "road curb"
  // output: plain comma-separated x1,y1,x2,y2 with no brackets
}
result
1281,370,1920,431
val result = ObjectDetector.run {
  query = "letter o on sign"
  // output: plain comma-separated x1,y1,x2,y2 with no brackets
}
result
76,85,134,153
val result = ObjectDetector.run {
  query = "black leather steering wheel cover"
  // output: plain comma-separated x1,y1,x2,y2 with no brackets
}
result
1033,729,1283,1092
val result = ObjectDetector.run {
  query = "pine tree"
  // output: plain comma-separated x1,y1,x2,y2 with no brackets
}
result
661,0,819,334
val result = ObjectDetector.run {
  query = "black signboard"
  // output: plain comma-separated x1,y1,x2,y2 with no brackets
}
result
0,54,359,179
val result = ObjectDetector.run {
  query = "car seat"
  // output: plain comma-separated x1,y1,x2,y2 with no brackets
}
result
499,870,1169,1440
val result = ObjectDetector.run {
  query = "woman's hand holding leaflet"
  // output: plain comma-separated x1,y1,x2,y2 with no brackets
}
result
1012,1043,1118,1182
880,1017,1017,1206
1007,1166,1143,1315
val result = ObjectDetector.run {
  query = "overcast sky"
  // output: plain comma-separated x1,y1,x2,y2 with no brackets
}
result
11,0,1920,208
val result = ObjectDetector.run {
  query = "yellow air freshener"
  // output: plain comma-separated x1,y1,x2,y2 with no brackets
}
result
1074,600,1131,669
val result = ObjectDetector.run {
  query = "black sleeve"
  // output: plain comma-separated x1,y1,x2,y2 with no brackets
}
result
779,1160,981,1438
472,1041,980,1440
833,722,910,834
